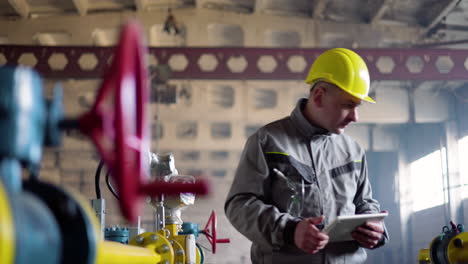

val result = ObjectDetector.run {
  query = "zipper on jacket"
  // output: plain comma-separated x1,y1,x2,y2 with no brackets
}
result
306,138,324,216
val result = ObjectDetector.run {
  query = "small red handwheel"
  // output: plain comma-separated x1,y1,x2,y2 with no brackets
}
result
201,210,230,253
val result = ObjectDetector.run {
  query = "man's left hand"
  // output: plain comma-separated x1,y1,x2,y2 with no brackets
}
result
351,220,384,249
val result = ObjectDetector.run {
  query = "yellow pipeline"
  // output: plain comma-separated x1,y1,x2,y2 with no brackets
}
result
0,182,14,264
96,241,160,264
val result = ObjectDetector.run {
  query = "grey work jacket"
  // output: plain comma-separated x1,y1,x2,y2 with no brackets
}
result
225,99,388,264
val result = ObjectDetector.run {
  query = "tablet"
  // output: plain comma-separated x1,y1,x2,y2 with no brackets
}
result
323,213,388,242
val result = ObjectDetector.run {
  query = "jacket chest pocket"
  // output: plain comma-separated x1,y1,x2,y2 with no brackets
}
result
265,153,317,215
329,161,361,209
268,163,311,213
270,171,322,217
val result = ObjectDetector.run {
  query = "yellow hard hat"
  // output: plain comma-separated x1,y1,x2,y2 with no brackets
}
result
305,48,375,103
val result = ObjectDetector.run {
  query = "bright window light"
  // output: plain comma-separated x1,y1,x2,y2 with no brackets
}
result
410,149,446,211
458,136,468,198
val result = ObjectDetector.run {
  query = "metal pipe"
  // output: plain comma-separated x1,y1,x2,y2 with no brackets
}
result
96,241,161,264
0,182,14,264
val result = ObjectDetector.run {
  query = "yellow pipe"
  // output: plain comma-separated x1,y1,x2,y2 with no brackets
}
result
0,182,15,264
96,241,161,264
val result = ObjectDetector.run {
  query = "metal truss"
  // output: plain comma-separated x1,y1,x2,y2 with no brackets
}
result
1,45,468,80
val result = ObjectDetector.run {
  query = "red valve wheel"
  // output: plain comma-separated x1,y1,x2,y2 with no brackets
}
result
201,210,230,254
79,21,209,222
79,21,148,221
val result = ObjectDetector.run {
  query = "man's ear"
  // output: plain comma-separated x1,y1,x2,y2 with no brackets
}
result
312,86,325,108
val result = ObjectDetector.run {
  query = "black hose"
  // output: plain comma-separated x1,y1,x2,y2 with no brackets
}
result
106,170,120,200
58,118,80,130
94,160,105,199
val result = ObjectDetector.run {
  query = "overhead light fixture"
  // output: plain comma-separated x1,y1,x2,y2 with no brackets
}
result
163,8,180,35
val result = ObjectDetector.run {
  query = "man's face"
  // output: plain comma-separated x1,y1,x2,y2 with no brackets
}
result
315,84,362,134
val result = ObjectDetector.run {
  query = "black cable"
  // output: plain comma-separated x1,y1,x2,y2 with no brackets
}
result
28,164,40,182
106,170,120,200
58,118,80,130
95,160,105,199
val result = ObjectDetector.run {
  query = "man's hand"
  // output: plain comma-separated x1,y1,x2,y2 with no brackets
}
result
294,216,329,254
351,219,385,249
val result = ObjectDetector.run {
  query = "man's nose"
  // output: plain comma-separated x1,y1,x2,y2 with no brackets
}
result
349,108,358,122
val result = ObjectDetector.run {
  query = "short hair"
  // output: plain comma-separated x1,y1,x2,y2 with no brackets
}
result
310,80,339,92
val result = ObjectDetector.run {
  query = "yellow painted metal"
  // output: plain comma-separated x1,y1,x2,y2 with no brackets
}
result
130,232,174,264
429,236,438,263
418,248,430,263
162,223,180,238
171,239,186,264
196,246,201,264
448,232,468,263
163,224,199,264
96,241,160,264
0,183,14,264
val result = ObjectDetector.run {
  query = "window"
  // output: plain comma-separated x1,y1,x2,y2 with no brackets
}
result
212,169,227,178
264,30,300,47
210,151,229,161
180,151,200,161
207,24,244,46
152,123,163,139
176,122,197,139
186,169,203,177
211,122,232,139
209,85,234,108
410,148,447,211
458,136,468,198
254,88,277,109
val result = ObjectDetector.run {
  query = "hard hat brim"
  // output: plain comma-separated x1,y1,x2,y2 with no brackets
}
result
363,95,376,104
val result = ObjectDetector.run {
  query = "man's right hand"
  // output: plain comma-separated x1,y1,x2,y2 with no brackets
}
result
294,216,329,254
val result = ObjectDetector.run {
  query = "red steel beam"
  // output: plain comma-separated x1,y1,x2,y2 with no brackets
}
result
1,45,468,80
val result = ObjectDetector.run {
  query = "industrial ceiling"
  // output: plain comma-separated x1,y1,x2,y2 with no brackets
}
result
0,0,466,48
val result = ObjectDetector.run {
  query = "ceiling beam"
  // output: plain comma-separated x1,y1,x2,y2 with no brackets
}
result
7,0,30,19
370,0,392,25
421,0,461,37
2,46,467,80
135,0,150,12
72,0,89,16
312,0,327,19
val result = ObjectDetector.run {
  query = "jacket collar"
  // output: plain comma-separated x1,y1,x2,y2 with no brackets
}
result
291,98,330,138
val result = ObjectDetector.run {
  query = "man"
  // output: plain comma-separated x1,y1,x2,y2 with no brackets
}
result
225,48,388,263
